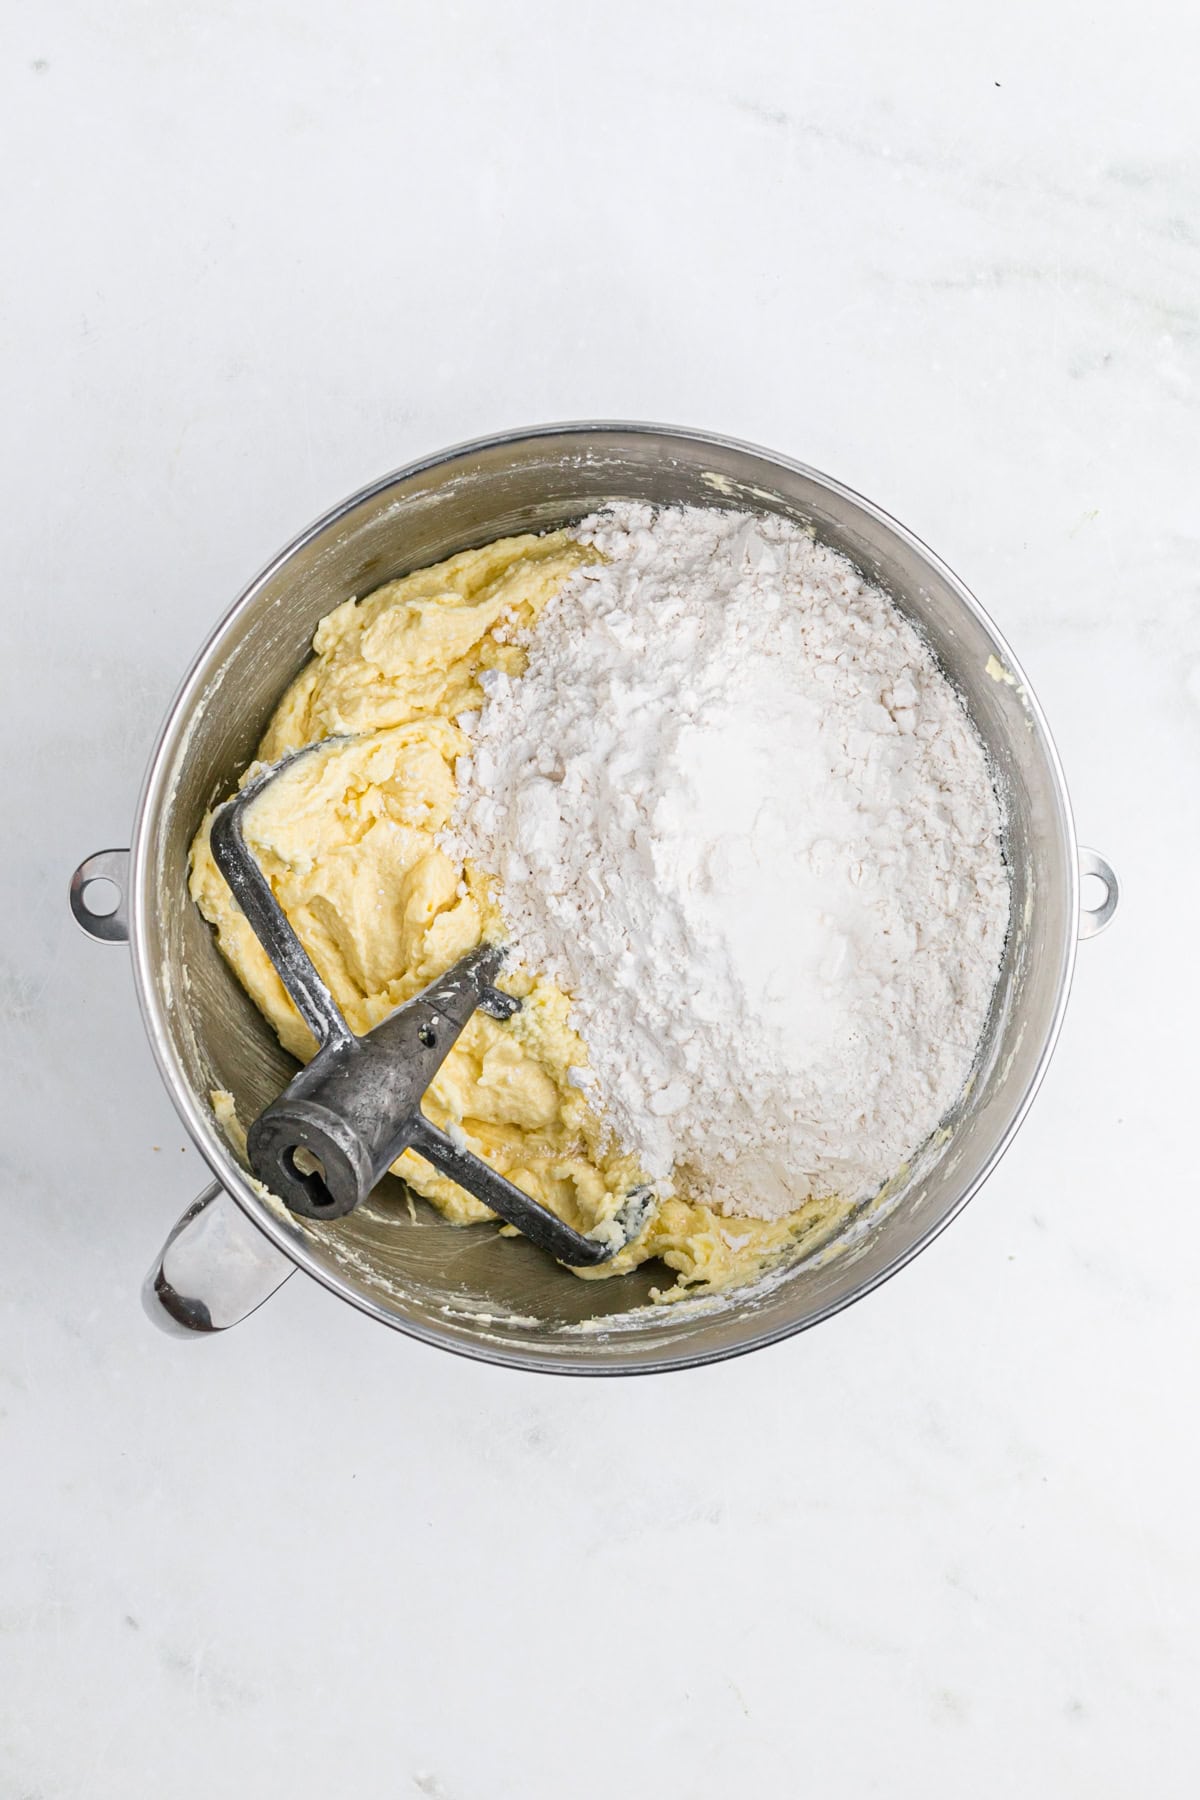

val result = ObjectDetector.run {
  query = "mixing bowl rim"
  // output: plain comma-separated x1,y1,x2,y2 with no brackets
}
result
128,419,1080,1373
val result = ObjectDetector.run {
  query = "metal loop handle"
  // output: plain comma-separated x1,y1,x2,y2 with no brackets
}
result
70,848,131,944
143,1182,295,1334
1078,847,1119,940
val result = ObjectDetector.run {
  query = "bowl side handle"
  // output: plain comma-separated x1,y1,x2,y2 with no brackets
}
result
144,1182,295,1335
1078,847,1119,940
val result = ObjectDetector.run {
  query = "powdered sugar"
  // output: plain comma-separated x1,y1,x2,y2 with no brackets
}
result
452,503,1009,1220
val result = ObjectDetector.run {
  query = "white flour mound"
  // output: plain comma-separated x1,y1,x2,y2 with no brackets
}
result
451,503,1010,1220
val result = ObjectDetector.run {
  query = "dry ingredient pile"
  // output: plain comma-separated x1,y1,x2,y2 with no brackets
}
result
191,501,1010,1299
451,503,1010,1219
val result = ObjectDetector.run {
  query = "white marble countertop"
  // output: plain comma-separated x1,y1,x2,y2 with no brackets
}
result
3,2,1195,1794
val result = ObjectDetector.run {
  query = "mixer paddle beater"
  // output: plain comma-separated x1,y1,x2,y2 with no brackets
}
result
209,747,652,1267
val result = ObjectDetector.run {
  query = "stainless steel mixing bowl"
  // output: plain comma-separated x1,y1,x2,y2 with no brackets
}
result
71,423,1118,1370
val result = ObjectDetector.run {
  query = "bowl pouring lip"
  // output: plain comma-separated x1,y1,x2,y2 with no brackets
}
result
128,419,1080,1373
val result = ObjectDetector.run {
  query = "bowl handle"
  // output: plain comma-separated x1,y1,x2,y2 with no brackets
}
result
144,1182,295,1335
1078,847,1120,940
70,848,131,943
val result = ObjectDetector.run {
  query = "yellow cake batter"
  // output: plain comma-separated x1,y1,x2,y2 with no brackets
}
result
189,530,847,1296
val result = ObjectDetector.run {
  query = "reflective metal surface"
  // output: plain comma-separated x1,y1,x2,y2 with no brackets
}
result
144,1182,295,1334
1077,847,1119,939
70,848,131,944
120,423,1114,1370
